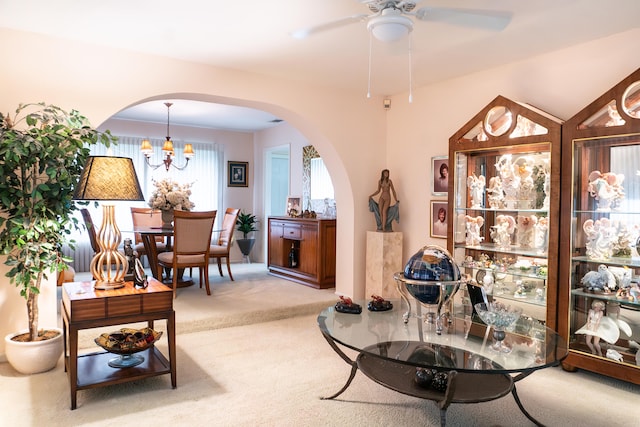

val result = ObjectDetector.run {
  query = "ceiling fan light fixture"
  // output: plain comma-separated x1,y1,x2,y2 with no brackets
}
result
367,11,413,42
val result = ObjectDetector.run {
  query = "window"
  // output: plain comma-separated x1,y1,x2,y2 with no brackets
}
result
310,157,334,200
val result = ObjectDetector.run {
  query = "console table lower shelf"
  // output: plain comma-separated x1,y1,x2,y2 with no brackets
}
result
321,334,546,427
75,347,171,388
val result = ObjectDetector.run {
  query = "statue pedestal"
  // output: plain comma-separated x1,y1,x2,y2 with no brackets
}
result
366,231,403,299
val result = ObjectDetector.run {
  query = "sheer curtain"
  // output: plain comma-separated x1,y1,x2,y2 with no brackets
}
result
66,136,223,271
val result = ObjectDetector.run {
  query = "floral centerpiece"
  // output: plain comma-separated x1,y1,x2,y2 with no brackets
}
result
148,178,194,227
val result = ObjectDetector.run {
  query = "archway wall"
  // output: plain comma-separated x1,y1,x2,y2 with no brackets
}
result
0,28,386,302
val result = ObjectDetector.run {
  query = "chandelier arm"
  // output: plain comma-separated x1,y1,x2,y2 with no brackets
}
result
144,155,164,171
141,102,193,170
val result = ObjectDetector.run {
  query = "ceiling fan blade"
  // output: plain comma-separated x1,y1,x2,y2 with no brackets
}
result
291,14,370,39
414,7,512,31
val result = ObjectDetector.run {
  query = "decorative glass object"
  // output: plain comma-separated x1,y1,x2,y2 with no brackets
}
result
474,302,522,353
394,245,462,334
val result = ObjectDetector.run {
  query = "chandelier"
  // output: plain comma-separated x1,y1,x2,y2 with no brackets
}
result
140,102,194,171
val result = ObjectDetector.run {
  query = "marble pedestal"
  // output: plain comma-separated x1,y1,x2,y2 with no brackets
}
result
366,231,403,299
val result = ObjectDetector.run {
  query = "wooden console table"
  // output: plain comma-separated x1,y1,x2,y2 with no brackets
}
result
61,278,176,409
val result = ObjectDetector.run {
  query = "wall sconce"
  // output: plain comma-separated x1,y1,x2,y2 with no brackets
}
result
383,99,391,110
141,102,194,171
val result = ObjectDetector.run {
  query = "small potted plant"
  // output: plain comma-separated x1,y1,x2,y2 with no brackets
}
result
235,211,258,258
0,102,114,374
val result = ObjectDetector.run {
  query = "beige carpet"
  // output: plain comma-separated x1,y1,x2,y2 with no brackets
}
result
2,264,640,426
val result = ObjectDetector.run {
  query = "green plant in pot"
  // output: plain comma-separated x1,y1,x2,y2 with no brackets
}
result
235,211,258,258
0,103,114,374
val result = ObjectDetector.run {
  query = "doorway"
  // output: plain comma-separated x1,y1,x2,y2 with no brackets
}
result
264,145,290,257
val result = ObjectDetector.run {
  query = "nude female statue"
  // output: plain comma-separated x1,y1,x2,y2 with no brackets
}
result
369,169,399,232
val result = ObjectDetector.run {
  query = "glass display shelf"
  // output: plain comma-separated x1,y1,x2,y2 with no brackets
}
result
454,242,547,258
572,256,640,268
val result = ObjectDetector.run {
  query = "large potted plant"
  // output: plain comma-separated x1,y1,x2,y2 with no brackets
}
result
235,211,258,258
0,102,114,374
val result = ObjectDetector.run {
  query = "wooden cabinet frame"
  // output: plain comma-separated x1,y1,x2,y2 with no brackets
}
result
559,67,640,384
448,95,562,329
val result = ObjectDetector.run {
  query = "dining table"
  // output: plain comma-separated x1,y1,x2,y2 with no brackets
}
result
133,225,194,287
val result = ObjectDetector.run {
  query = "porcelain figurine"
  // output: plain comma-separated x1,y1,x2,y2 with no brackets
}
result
534,216,549,250
495,154,520,209
587,170,625,211
583,218,615,260
490,214,516,250
464,215,484,246
486,176,504,209
514,156,535,208
575,300,608,356
611,222,633,258
516,214,537,248
580,264,616,293
467,174,486,208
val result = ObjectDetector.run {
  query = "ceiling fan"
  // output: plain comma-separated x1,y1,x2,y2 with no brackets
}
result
291,1,512,42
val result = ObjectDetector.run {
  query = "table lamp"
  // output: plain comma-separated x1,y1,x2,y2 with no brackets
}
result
73,156,144,290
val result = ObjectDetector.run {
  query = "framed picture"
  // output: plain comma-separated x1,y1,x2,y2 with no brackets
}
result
431,155,449,196
430,201,448,239
286,196,301,217
228,161,248,187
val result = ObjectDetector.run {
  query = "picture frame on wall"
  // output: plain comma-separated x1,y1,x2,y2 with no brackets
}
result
430,201,448,239
286,196,301,217
431,155,449,196
228,161,248,187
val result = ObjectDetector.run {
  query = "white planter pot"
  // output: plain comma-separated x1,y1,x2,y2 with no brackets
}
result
4,327,63,374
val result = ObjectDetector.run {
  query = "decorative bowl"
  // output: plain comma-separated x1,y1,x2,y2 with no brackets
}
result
474,302,522,329
95,327,162,355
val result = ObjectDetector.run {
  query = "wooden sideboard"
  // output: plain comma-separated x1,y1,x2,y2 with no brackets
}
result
267,216,336,289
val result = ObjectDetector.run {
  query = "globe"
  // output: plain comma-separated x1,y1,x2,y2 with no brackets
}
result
394,245,462,333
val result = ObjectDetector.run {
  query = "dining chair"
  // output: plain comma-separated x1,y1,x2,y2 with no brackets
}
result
209,208,240,281
157,210,217,298
130,207,169,264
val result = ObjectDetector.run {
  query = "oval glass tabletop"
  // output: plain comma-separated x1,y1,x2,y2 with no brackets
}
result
317,300,567,374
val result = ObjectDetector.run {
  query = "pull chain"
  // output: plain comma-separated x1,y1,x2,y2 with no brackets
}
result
367,31,373,99
408,33,413,104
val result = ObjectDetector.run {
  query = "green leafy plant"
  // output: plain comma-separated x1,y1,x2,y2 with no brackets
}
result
236,211,258,239
0,103,115,341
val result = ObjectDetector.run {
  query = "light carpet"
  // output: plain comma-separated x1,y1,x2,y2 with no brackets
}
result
2,264,639,426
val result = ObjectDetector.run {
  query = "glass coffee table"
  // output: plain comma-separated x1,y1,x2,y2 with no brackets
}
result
318,301,567,427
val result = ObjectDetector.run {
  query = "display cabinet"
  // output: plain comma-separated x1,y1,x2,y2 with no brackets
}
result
559,68,640,384
448,95,562,328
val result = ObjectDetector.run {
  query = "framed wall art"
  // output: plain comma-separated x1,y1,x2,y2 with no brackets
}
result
431,155,449,196
430,201,448,239
228,161,248,187
286,196,301,217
